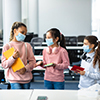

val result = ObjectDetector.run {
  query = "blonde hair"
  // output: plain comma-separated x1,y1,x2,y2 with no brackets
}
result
9,22,27,41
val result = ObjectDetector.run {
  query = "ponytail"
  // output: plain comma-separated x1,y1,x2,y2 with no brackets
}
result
9,28,14,41
60,34,66,49
93,41,100,69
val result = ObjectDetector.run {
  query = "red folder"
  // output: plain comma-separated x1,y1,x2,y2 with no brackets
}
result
70,65,84,72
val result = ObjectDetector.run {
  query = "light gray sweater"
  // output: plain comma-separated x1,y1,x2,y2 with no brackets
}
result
78,52,100,89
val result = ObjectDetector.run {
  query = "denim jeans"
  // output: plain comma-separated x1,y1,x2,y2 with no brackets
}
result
10,82,30,89
44,80,64,89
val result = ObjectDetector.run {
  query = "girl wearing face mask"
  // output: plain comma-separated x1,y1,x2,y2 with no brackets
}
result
77,35,100,89
36,28,70,89
1,22,36,89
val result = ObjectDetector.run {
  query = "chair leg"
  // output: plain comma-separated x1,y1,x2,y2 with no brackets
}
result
7,83,11,89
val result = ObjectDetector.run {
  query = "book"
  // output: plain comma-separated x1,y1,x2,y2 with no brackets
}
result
68,65,84,72
3,47,25,72
44,63,53,67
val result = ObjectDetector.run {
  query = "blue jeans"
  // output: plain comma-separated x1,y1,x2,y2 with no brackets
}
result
10,82,30,89
44,80,64,89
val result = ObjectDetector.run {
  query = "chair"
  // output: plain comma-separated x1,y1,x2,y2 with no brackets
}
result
65,36,78,46
33,34,38,38
68,50,82,65
24,32,34,42
0,29,3,40
30,37,43,55
0,70,11,89
77,35,86,46
43,33,46,42
64,36,70,46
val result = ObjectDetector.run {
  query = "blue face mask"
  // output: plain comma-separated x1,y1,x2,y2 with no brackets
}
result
46,38,54,46
83,45,92,53
16,33,26,41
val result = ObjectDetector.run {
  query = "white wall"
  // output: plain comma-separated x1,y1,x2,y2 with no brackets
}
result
38,0,91,37
0,0,3,29
92,0,100,40
27,0,38,34
21,0,28,26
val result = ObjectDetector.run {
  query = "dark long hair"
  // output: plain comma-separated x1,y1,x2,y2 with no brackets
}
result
47,28,66,49
10,22,27,41
84,35,100,69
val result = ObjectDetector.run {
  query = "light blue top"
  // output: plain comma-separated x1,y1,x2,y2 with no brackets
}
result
78,52,100,89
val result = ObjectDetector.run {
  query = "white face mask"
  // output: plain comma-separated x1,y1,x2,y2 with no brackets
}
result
16,33,26,41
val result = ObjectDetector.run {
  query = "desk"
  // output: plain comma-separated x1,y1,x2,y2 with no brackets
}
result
0,64,3,70
32,66,45,81
35,55,43,60
0,46,3,49
42,42,83,46
30,89,96,100
34,46,83,50
0,90,33,100
0,45,83,51
0,89,98,100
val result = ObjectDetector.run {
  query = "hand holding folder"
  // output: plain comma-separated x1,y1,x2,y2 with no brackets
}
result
3,47,25,72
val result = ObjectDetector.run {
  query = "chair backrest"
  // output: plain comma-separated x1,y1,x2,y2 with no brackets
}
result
0,29,3,40
43,33,46,42
65,36,77,46
33,34,38,38
30,37,43,55
30,37,43,46
77,35,86,42
24,32,34,42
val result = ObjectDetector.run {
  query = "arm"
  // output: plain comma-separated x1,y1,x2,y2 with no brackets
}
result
42,49,47,65
85,68,100,80
55,49,70,70
34,50,46,68
1,44,16,69
24,43,36,72
79,63,100,80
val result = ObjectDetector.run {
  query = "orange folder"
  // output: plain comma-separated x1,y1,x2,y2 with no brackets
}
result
3,47,25,72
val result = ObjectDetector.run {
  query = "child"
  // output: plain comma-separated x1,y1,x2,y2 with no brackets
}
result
1,22,36,89
36,28,70,89
77,35,100,89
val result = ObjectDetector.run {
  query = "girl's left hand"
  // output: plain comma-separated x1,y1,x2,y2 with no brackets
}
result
17,67,26,75
52,63,56,68
77,69,85,75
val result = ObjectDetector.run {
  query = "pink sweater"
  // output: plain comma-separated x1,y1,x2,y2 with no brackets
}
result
43,46,70,82
1,41,36,83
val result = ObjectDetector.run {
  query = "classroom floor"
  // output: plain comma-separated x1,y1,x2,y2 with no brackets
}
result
30,81,79,90
30,73,79,90
0,72,80,90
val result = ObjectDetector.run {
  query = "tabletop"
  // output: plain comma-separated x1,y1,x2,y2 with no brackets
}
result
0,90,33,100
30,89,97,100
